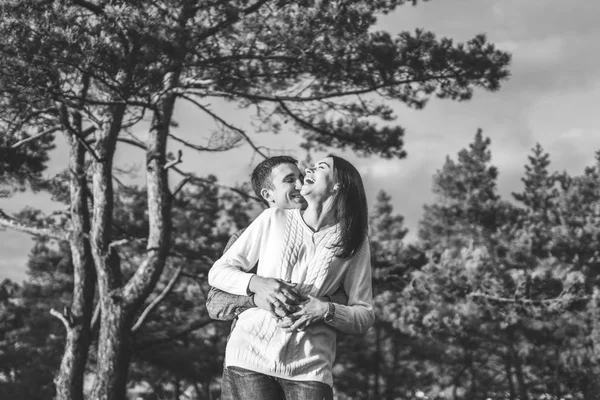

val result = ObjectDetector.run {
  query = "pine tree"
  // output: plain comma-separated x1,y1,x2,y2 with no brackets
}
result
511,143,560,258
419,129,507,251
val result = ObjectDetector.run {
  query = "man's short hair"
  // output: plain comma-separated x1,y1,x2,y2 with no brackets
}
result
251,156,299,206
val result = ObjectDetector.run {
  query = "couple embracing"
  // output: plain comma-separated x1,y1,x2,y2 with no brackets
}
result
207,155,374,400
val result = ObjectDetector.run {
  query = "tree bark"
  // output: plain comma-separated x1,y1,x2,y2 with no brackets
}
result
87,103,129,400
54,134,96,400
91,295,133,400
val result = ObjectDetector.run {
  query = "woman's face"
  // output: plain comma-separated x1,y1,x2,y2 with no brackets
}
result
301,156,337,200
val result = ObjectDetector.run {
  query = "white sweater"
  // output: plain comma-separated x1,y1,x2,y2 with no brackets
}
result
208,208,374,387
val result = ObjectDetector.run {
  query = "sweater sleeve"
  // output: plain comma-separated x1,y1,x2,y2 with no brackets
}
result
205,228,257,320
208,209,272,296
328,239,375,334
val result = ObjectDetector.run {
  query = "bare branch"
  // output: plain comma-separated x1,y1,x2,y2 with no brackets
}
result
467,292,591,305
58,103,102,161
171,176,191,198
11,126,62,149
163,149,183,170
131,266,183,333
0,209,68,240
116,136,263,203
108,238,131,248
90,302,101,331
172,166,262,203
50,308,72,330
180,94,267,159
6,107,58,137
168,131,239,152
71,0,105,15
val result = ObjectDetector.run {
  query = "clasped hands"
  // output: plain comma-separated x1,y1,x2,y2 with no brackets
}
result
248,275,329,332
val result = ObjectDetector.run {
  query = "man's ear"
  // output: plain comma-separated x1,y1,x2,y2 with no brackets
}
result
260,188,274,203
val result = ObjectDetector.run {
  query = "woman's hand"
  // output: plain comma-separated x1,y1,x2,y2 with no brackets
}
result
276,295,329,332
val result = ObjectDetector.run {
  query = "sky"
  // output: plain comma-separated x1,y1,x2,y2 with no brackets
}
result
2,0,600,282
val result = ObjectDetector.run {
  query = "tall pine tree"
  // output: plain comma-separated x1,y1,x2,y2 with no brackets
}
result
419,129,508,252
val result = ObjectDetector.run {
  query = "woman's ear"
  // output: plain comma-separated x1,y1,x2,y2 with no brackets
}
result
332,183,341,192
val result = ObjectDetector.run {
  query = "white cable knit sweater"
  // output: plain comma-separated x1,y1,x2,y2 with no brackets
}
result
208,208,374,387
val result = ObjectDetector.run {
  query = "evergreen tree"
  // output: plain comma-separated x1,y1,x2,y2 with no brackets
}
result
512,143,560,258
419,129,510,251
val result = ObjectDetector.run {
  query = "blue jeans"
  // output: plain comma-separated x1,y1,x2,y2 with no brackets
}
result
221,366,333,400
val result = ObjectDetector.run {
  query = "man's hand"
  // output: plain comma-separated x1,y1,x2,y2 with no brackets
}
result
248,276,305,316
253,292,288,319
276,296,328,332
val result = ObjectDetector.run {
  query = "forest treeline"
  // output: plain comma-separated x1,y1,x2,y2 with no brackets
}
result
2,131,599,399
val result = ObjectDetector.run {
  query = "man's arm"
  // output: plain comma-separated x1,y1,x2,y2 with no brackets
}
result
206,265,298,320
205,229,255,321
205,225,299,320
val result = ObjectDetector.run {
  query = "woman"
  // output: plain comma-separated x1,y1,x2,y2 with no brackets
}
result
208,155,374,400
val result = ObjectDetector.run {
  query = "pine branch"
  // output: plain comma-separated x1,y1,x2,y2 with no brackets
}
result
277,100,356,143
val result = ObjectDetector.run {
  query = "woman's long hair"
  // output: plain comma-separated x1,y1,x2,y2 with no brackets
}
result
329,154,368,258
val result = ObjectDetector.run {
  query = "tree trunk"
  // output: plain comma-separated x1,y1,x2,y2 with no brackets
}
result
88,82,175,398
90,297,133,400
504,351,516,400
510,344,529,400
373,323,381,399
385,331,400,400
54,134,95,400
87,103,128,400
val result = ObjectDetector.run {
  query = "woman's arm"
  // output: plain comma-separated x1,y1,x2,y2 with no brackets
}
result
278,239,374,334
326,240,374,334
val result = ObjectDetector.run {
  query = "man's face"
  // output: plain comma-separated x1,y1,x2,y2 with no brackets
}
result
262,163,306,209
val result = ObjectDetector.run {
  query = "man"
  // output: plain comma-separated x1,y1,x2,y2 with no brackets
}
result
206,156,346,399
206,155,307,321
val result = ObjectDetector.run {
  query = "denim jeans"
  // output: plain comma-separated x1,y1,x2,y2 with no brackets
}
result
222,366,333,400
